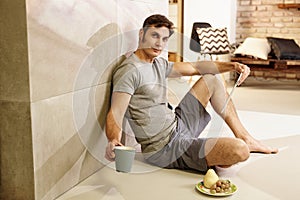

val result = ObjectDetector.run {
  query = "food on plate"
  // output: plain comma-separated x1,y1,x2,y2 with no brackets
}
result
209,179,232,194
203,169,219,188
203,169,233,194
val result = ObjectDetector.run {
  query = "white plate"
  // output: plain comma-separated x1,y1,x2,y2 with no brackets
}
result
195,180,237,197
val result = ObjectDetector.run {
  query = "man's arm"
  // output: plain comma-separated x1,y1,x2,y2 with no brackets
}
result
105,92,131,161
169,61,250,84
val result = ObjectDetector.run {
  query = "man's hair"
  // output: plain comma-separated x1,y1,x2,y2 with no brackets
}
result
142,14,174,36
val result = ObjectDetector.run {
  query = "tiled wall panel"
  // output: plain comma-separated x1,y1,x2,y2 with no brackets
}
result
26,0,168,199
1,0,168,199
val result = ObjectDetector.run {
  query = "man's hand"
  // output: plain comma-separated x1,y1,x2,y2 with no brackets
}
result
234,62,250,85
105,139,123,161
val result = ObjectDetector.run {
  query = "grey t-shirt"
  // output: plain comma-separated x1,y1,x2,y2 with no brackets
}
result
113,53,177,153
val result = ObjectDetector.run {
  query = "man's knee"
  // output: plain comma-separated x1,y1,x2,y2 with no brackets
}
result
205,137,250,167
201,74,222,95
202,74,218,85
232,138,250,162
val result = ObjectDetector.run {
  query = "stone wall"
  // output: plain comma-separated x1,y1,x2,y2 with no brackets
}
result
236,0,300,44
0,0,168,200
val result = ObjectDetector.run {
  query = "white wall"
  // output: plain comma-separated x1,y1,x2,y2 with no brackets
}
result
168,4,179,52
183,0,237,61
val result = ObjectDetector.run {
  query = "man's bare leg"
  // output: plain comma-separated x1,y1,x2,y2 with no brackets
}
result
205,137,249,167
189,74,278,167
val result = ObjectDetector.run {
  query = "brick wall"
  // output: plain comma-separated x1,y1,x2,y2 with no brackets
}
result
236,0,300,44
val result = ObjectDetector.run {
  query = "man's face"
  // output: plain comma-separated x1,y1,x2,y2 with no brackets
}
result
139,26,170,59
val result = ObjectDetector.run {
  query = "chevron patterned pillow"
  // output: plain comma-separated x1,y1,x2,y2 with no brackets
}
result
196,27,230,54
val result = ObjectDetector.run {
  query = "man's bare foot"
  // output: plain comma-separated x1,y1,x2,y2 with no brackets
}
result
243,136,278,154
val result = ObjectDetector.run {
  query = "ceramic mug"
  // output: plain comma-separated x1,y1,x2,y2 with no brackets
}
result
114,146,136,173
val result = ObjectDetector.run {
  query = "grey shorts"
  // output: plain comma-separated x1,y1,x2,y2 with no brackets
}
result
145,92,211,172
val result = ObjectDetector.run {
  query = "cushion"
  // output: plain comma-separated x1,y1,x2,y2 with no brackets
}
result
233,37,271,60
267,37,300,60
196,27,230,54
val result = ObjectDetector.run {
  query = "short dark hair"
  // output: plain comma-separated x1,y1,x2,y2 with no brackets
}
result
142,14,174,36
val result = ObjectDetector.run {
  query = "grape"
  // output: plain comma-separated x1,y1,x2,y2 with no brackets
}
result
209,180,232,194
210,184,217,189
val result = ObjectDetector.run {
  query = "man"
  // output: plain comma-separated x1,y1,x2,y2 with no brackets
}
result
105,14,277,172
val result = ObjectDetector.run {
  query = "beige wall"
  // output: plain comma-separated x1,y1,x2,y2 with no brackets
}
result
0,0,35,199
1,0,168,200
236,0,300,44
